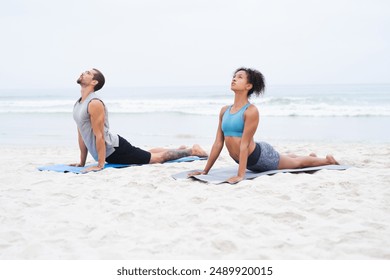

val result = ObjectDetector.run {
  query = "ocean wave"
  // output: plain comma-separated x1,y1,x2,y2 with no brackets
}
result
1,97,390,117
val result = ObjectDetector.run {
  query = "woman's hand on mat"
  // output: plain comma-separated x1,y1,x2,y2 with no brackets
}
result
188,170,207,177
227,175,244,184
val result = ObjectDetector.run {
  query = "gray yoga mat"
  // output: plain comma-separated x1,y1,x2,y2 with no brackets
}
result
172,165,351,184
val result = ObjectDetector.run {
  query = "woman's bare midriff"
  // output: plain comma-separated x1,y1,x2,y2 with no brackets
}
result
224,137,256,161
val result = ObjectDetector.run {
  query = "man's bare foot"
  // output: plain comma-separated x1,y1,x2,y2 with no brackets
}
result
309,153,317,157
191,144,208,157
326,155,339,165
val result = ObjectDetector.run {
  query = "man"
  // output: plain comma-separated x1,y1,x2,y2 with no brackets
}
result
71,68,207,172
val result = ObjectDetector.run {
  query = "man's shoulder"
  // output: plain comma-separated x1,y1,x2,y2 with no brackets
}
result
87,99,105,113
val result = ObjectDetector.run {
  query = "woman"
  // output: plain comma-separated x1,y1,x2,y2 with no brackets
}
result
189,67,338,184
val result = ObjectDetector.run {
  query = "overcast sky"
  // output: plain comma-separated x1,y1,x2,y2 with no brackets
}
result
1,0,389,89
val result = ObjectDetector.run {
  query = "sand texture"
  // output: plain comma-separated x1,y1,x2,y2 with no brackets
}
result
0,142,389,259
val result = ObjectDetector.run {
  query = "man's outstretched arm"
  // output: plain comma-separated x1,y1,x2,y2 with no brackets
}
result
70,129,88,167
84,100,106,172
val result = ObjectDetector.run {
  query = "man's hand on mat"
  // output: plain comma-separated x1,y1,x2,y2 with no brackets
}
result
69,163,85,167
188,170,207,177
227,176,244,184
81,165,104,173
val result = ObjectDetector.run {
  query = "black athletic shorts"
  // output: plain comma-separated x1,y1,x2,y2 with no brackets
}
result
105,135,151,164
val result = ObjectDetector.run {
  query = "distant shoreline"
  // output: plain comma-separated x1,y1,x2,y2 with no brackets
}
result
1,113,389,147
1,84,389,146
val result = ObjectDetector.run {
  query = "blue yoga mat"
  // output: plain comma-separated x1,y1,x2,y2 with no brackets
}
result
38,156,206,174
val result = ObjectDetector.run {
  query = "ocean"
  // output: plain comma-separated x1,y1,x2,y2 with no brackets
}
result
0,84,389,147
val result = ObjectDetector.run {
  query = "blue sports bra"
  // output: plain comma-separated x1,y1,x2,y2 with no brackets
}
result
221,103,251,137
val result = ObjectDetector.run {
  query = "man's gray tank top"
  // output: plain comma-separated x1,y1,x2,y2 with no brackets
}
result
73,92,119,161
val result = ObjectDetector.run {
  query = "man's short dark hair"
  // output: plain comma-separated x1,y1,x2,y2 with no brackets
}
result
92,68,105,92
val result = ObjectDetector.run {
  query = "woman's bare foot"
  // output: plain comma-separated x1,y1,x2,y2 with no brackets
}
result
191,144,208,157
326,155,339,165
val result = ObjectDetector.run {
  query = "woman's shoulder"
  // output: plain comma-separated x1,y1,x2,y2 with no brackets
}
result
218,105,231,119
220,105,230,114
245,103,259,116
247,103,258,110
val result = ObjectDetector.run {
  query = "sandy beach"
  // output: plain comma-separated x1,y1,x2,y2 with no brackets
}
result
0,141,389,260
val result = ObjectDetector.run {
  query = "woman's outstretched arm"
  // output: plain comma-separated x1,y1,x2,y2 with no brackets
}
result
227,105,259,184
188,106,228,176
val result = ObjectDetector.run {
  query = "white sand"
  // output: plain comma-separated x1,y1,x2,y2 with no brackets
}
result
0,142,389,260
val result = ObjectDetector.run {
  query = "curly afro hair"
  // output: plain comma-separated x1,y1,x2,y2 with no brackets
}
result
234,67,265,97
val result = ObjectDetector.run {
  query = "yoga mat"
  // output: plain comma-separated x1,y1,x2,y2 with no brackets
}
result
172,165,352,184
38,156,206,174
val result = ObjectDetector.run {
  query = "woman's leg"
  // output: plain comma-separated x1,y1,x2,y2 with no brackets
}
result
278,154,338,169
287,153,317,158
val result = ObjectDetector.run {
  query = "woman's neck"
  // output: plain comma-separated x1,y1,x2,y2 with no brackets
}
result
233,91,249,108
